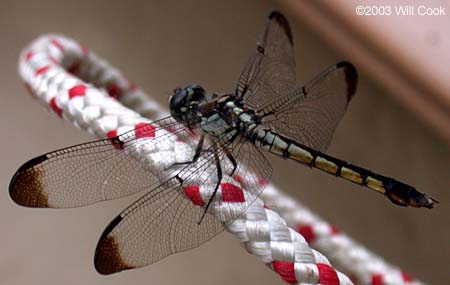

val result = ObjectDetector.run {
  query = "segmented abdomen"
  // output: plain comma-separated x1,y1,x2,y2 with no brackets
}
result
246,127,435,209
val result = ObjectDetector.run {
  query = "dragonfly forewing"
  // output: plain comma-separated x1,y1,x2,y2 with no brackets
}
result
236,11,296,111
259,61,358,152
9,117,193,208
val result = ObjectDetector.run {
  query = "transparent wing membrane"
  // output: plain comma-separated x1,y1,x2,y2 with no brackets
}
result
235,11,357,152
261,62,358,152
236,11,296,110
94,176,224,274
9,117,193,208
94,134,272,274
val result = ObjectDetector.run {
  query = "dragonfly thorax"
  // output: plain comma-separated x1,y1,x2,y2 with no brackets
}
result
199,94,240,137
170,85,262,140
200,113,232,136
200,95,262,139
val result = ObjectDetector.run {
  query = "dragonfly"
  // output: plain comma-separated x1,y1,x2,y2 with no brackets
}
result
10,11,436,275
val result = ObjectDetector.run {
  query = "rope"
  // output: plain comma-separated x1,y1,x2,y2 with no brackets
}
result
262,187,425,285
17,34,424,285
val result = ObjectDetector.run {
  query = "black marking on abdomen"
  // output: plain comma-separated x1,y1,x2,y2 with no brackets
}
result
282,140,292,159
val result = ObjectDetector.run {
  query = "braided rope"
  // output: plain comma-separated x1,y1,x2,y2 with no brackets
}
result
261,188,425,285
17,34,422,285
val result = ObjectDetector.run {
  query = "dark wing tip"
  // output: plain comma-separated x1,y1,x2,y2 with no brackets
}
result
268,10,283,19
94,216,133,275
336,61,358,102
268,10,293,45
9,155,49,208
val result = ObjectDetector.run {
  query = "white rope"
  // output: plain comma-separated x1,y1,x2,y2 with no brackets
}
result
261,187,425,285
17,34,424,285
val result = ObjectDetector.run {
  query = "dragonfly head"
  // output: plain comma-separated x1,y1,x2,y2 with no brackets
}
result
169,84,206,123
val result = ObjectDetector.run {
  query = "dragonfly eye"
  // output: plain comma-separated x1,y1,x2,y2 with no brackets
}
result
170,84,206,122
169,88,189,121
186,85,206,112
186,84,206,104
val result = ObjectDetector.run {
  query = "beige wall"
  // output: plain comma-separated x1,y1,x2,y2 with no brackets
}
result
0,1,448,284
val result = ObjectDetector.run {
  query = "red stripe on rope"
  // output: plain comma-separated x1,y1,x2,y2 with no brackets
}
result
107,130,123,150
68,84,87,99
68,60,81,74
371,273,383,285
50,38,64,51
232,174,245,187
135,123,156,138
48,56,59,65
330,225,340,235
273,260,297,283
35,65,51,76
49,97,62,117
107,83,121,99
107,130,117,138
317,263,339,285
185,129,197,139
221,183,245,202
79,44,89,55
25,50,35,61
126,78,137,91
402,271,413,282
298,225,315,243
257,176,268,187
183,185,204,206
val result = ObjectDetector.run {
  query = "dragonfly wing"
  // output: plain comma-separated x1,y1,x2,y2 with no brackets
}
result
94,135,272,274
259,61,358,152
235,11,296,110
94,176,224,274
9,116,200,208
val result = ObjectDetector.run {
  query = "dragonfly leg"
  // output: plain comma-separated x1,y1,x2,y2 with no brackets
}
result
199,142,222,224
174,174,184,185
224,148,238,176
165,133,205,170
220,128,240,176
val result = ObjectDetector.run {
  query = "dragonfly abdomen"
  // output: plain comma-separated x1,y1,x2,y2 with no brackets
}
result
248,128,436,209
